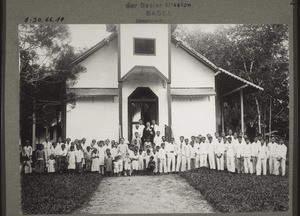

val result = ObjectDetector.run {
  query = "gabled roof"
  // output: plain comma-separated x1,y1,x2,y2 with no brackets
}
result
71,31,117,65
71,28,263,97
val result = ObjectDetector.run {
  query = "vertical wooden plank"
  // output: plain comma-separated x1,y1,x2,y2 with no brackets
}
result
240,89,244,134
167,83,172,129
221,103,225,133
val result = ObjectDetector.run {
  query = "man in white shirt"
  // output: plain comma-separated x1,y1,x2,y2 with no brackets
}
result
138,119,145,133
234,136,244,174
184,138,192,171
207,136,216,169
251,136,260,174
194,137,201,169
151,119,160,134
158,142,167,173
274,138,287,176
226,137,235,172
267,136,278,175
42,136,52,161
153,131,162,148
132,124,142,139
199,137,208,167
215,136,225,171
243,137,253,174
256,138,268,175
175,136,185,172
166,137,176,173
57,137,64,150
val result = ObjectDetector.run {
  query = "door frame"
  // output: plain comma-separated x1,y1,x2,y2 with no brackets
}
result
128,87,159,141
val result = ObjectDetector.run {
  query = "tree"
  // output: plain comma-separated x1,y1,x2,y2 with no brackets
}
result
174,24,289,138
19,24,85,146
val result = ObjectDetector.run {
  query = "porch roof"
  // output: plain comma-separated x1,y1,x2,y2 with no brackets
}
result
67,88,118,97
171,87,216,97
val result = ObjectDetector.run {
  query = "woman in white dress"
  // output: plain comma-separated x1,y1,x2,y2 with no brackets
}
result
98,141,106,174
91,148,100,172
67,145,76,175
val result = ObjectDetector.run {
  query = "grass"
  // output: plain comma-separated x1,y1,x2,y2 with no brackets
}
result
21,173,103,214
180,168,289,212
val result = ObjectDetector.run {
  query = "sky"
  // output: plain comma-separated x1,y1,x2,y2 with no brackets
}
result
68,24,233,50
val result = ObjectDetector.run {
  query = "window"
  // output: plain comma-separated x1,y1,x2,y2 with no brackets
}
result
134,38,156,55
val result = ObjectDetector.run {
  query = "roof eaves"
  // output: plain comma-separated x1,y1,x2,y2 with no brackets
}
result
171,36,263,91
217,68,264,91
71,31,118,65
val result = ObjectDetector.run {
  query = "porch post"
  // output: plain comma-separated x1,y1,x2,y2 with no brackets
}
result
118,82,123,139
221,103,225,133
240,89,244,134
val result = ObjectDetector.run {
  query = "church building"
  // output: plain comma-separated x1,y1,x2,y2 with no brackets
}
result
66,24,263,143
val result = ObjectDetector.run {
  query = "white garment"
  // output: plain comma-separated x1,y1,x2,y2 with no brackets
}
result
154,135,162,147
67,151,76,169
47,159,55,173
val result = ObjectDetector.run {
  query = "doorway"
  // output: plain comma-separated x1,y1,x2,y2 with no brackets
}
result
128,87,158,141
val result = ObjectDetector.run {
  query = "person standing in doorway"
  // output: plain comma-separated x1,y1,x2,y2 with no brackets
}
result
142,122,155,144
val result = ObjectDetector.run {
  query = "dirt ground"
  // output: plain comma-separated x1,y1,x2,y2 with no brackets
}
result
75,174,216,214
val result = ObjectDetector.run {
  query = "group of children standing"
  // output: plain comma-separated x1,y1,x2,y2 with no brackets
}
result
21,129,288,177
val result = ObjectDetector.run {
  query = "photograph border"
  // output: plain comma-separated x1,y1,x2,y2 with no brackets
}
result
2,0,297,215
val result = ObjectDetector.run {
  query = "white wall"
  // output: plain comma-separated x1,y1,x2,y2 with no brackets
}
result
66,96,119,144
171,44,215,88
122,73,168,142
120,24,169,79
73,39,118,88
171,96,216,141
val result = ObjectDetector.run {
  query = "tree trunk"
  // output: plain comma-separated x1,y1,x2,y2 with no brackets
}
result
255,97,262,133
32,101,36,150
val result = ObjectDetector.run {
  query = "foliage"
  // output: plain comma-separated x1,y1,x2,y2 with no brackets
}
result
21,173,103,214
180,168,289,212
174,24,289,138
19,24,85,142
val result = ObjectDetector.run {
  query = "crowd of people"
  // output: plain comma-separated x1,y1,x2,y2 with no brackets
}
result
21,120,288,177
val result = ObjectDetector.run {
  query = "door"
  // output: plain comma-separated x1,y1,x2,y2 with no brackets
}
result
128,87,158,141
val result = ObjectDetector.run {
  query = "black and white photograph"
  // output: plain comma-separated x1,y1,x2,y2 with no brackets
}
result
19,24,290,214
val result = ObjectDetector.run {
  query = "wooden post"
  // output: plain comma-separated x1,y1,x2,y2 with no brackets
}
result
221,103,225,133
269,97,272,135
240,89,244,134
32,111,36,150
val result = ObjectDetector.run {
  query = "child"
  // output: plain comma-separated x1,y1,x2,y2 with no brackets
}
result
154,146,159,174
243,137,253,174
115,153,123,176
67,145,76,175
144,138,152,151
35,144,46,173
22,140,33,174
274,138,287,176
76,145,84,173
138,148,145,175
225,137,235,173
144,149,152,170
84,146,92,172
131,150,139,175
158,142,167,173
105,152,113,176
91,148,100,173
257,139,268,175
47,154,56,173
131,132,142,150
147,156,156,175
98,141,106,174
124,153,131,176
